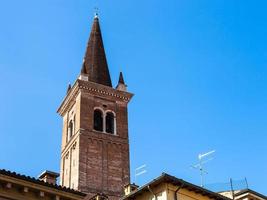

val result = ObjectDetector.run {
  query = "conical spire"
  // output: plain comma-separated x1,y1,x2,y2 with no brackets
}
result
82,15,112,87
118,72,125,84
116,72,127,92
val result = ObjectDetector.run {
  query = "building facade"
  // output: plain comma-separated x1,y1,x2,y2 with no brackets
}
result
123,174,267,200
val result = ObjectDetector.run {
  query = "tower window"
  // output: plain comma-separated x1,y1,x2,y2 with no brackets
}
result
94,109,103,132
68,120,74,141
106,112,115,134
73,115,76,133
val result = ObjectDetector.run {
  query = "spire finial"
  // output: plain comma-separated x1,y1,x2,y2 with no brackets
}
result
94,7,99,19
118,72,125,85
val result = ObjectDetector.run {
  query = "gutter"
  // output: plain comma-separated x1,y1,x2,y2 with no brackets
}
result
148,185,157,200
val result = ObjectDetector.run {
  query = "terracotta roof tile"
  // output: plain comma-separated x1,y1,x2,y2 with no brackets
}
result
0,169,86,196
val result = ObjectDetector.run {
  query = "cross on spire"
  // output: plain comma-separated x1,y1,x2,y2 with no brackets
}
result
94,7,99,18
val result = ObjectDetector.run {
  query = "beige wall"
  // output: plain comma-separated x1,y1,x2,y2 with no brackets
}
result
219,191,233,199
60,93,81,189
132,183,218,200
220,190,266,200
0,175,84,200
133,184,167,200
175,188,213,200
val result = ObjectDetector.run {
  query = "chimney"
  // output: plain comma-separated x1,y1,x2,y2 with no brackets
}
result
38,170,59,185
124,183,139,196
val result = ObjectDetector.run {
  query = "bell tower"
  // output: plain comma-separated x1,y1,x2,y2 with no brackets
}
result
57,15,133,200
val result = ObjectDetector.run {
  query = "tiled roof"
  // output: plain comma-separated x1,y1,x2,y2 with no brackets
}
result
0,169,86,196
122,173,231,200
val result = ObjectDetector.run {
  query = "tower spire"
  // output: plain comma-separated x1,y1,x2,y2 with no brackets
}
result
82,15,112,87
116,72,127,91
118,72,125,84
58,14,133,198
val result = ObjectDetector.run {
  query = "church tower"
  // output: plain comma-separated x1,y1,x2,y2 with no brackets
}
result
57,15,133,200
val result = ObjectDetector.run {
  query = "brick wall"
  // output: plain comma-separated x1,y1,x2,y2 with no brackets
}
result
59,81,133,200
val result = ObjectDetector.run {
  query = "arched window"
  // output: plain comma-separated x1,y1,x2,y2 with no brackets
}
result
106,112,115,134
73,115,76,134
68,120,74,140
94,109,103,132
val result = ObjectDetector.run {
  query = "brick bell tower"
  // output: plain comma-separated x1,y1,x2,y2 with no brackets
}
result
57,14,133,200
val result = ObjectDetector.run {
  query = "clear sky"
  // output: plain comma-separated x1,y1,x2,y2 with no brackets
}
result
0,0,266,195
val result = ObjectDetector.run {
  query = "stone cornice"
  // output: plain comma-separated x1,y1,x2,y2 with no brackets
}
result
57,79,134,116
57,80,80,116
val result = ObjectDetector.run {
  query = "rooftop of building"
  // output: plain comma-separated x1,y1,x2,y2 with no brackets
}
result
235,189,267,200
0,169,86,197
123,173,231,200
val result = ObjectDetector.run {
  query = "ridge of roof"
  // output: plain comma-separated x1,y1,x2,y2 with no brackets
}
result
0,169,86,196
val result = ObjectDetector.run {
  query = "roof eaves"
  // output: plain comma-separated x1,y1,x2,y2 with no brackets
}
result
235,189,267,200
0,169,86,196
164,173,230,200
122,173,231,200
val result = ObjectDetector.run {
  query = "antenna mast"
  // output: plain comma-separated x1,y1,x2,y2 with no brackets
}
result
191,150,215,187
134,164,147,183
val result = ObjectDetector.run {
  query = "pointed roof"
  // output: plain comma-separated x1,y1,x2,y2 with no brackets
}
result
81,61,87,74
82,15,112,87
116,72,127,91
118,72,125,84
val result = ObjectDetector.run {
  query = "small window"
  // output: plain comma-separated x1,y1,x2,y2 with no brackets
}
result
66,131,69,143
73,115,76,133
69,120,74,137
106,112,115,134
94,109,103,131
68,120,74,140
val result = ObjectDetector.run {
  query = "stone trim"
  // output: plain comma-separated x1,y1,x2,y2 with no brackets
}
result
57,80,133,116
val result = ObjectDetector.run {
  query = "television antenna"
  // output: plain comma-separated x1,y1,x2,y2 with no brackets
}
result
191,150,215,187
134,164,147,183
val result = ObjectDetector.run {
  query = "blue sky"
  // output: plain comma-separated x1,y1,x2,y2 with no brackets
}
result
0,0,267,195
